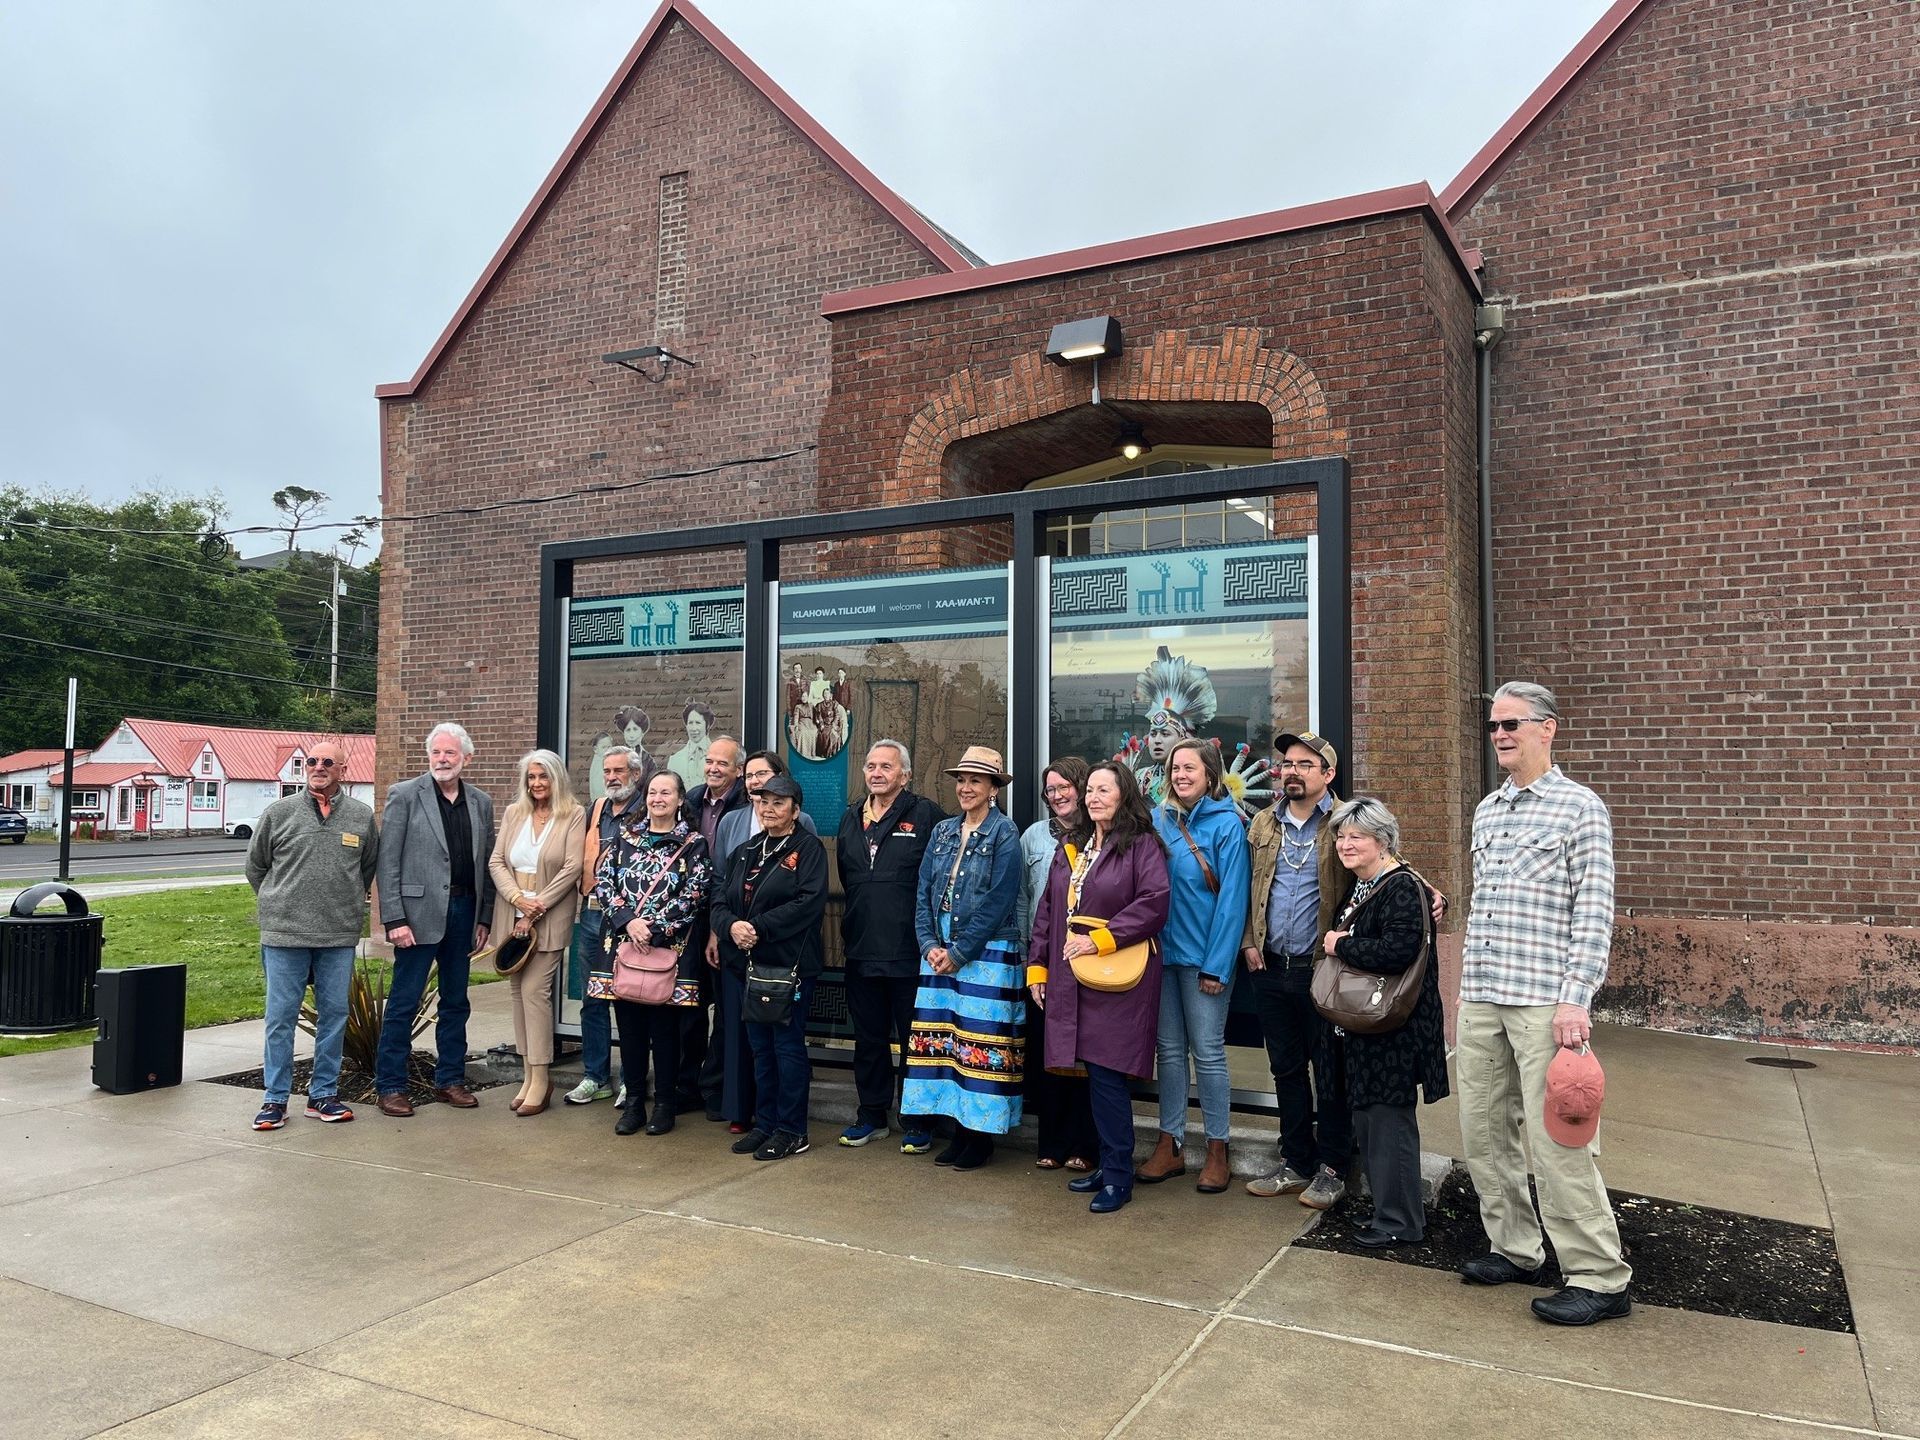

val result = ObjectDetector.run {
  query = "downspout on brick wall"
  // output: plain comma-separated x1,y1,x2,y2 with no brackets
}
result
1475,304,1503,793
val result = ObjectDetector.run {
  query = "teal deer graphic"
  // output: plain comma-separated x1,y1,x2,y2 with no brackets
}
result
1138,561,1172,616
1174,558,1208,613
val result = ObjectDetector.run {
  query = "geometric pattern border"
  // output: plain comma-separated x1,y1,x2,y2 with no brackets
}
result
689,598,745,641
1050,566,1127,617
1223,552,1307,607
569,608,624,646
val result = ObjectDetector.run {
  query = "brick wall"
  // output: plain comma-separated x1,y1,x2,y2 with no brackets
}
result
1455,0,1920,1041
819,214,1485,907
376,17,946,801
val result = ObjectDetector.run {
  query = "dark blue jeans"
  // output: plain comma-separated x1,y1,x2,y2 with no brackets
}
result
1085,1062,1137,1195
745,973,815,1138
375,894,475,1094
575,910,619,1088
717,964,759,1125
1252,960,1352,1176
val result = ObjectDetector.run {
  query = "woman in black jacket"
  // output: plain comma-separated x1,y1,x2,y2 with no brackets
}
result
713,774,829,1161
1321,796,1449,1247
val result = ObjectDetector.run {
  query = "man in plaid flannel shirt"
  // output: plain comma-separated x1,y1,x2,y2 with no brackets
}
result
1457,681,1632,1326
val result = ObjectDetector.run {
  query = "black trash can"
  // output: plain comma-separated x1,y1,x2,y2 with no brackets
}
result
0,882,104,1034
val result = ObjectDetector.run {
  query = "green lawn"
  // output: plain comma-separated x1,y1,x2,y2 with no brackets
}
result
0,884,499,1060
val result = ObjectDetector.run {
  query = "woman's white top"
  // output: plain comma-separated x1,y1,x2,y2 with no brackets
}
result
510,814,552,874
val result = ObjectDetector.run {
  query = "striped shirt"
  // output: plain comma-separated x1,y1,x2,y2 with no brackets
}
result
1462,765,1615,1009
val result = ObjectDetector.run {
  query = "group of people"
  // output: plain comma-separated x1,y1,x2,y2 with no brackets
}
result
245,679,1632,1328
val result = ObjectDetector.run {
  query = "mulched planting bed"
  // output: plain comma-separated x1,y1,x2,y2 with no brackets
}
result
1293,1167,1854,1333
207,1051,507,1106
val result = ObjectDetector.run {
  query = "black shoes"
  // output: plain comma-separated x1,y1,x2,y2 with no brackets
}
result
1459,1252,1545,1286
644,1103,676,1136
753,1131,810,1162
1353,1229,1415,1250
1532,1286,1631,1326
933,1137,968,1166
952,1139,995,1171
613,1101,646,1137
731,1127,770,1155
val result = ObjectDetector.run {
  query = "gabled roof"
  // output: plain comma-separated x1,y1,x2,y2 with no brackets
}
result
0,748,90,776
376,0,976,401
119,719,376,785
1441,0,1664,217
823,183,1481,317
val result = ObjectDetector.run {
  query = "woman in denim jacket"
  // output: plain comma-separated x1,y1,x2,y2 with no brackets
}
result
901,746,1025,1170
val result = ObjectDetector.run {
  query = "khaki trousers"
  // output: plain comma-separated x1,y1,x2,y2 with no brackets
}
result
508,947,563,1066
1456,1001,1631,1293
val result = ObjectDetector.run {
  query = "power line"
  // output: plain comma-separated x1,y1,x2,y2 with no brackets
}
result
0,593,379,666
3,527,378,608
0,630,375,696
0,682,340,734
3,440,815,538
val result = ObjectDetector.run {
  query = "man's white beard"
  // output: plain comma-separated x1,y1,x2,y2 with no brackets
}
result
605,780,637,804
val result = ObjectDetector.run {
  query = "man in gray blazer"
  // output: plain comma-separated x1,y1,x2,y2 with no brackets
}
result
373,721,496,1116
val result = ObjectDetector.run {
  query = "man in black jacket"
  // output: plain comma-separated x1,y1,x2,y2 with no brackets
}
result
835,738,946,1152
677,735,749,1118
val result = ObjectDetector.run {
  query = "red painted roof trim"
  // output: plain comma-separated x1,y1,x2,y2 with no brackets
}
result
822,183,1479,317
375,0,974,401
1441,0,1664,217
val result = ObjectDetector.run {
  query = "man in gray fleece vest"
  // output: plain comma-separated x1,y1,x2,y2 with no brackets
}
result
245,738,379,1131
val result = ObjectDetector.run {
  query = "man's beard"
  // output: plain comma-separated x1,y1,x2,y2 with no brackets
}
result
430,764,461,782
1283,777,1306,797
605,779,637,804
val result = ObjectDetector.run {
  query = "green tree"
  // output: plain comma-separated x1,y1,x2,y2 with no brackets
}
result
0,487,373,754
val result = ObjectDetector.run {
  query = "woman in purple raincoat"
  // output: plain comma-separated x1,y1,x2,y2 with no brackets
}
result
1027,761,1170,1214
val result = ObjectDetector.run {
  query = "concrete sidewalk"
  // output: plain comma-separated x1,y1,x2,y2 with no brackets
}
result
1,988,1915,1438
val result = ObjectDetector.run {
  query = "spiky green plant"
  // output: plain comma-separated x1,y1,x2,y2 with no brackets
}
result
297,957,438,1075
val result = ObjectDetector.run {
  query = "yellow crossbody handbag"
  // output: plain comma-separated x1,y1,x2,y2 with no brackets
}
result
1061,843,1150,992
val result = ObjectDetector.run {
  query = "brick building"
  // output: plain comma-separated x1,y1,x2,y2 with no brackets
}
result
379,0,1918,1043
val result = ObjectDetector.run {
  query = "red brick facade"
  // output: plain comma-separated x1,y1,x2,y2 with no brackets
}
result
380,0,1917,1041
375,13,953,799
1453,0,1920,1041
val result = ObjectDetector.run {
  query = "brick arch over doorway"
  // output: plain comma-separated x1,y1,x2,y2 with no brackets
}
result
893,326,1345,499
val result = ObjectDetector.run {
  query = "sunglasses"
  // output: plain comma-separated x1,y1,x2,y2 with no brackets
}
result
1485,717,1548,734
308,758,339,769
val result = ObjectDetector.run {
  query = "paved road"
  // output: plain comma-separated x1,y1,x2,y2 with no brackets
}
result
0,835,250,885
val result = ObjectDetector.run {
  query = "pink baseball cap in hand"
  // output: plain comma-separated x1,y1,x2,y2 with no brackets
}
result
1543,1045,1606,1148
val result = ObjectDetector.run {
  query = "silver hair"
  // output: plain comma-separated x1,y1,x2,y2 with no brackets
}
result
1330,796,1401,857
601,745,638,767
516,748,580,816
1491,681,1560,722
709,734,744,764
424,721,474,758
868,738,912,775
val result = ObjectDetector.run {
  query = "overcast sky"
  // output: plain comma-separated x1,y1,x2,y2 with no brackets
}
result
0,1,1612,556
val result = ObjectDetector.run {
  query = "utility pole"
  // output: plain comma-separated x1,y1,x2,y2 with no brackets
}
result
57,676,76,883
329,551,341,699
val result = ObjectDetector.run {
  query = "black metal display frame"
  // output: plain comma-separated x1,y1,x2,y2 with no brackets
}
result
539,456,1350,1115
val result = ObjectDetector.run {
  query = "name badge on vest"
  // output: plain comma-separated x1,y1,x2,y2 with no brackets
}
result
342,833,361,848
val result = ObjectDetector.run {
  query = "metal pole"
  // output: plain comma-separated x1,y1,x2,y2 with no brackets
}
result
57,675,76,882
329,552,341,703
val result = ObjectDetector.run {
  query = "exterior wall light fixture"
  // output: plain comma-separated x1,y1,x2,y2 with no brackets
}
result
603,345,698,382
1116,422,1148,462
1044,315,1123,405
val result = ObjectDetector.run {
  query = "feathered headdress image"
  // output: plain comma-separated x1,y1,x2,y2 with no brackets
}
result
1134,645,1217,731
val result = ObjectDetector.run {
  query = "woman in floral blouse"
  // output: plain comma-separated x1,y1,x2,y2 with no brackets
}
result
595,769,712,1139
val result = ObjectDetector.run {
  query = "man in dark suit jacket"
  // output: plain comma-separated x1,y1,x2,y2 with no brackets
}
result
373,721,496,1116
676,735,750,1117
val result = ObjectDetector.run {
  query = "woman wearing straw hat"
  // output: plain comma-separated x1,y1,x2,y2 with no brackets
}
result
901,746,1026,1171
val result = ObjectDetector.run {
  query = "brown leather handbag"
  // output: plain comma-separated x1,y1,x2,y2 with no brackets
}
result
1311,871,1431,1034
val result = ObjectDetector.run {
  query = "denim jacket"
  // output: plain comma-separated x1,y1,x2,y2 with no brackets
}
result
913,807,1023,967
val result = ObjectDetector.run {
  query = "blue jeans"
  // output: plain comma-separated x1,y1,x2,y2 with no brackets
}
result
1085,1062,1136,1194
261,945,355,1104
375,894,474,1094
1156,964,1232,1142
745,974,815,1137
576,910,619,1088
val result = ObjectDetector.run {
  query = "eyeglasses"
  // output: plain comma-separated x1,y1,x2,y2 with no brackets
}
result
1485,717,1548,734
1274,760,1325,772
751,794,788,806
308,758,338,769
1042,786,1077,800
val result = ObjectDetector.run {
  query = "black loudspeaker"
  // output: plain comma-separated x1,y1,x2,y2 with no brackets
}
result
93,964,187,1093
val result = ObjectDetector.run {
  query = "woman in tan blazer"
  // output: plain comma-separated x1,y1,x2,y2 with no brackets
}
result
487,749,587,1115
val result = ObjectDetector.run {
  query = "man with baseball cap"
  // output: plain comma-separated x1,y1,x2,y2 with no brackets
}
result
1458,681,1631,1325
1239,730,1353,1209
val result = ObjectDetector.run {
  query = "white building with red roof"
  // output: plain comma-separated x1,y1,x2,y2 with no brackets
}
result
0,748,91,832
36,718,375,838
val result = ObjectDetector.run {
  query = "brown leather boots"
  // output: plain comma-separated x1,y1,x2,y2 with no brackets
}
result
1135,1131,1185,1183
